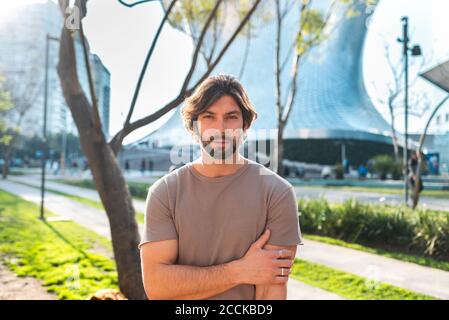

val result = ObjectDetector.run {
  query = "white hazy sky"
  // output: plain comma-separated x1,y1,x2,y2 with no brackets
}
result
2,0,449,143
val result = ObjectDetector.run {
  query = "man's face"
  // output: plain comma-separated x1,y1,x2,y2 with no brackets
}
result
195,95,246,163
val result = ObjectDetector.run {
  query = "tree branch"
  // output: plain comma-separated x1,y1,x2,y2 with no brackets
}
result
108,0,262,153
122,0,179,128
179,0,224,95
118,0,159,8
186,0,262,93
77,0,103,137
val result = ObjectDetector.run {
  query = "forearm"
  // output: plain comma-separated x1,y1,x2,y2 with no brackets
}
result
255,284,287,300
146,260,242,300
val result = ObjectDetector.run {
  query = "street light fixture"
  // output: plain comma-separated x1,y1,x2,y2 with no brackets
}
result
40,33,60,221
397,17,422,206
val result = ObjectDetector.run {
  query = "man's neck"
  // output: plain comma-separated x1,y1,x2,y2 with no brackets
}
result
192,152,247,178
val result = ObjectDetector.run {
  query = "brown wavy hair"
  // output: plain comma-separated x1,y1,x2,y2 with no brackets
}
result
181,74,258,135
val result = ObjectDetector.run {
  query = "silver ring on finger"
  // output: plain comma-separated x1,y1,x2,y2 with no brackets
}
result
281,268,284,276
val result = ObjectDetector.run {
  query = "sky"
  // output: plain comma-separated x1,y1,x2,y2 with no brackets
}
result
2,0,449,143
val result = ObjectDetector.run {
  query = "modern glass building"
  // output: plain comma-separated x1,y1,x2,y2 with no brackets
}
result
0,0,111,138
134,0,406,166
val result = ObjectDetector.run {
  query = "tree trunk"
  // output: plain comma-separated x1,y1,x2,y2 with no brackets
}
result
411,152,424,210
388,99,400,163
391,128,400,162
410,95,449,209
276,123,285,177
87,134,146,300
57,25,146,300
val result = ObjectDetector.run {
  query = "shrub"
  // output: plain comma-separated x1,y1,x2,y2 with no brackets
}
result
298,198,449,260
391,161,403,180
372,155,396,180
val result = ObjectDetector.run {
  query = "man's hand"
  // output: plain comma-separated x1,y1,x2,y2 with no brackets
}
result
255,243,297,300
235,229,294,285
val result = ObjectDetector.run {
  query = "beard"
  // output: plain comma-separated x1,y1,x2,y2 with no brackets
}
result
200,135,240,163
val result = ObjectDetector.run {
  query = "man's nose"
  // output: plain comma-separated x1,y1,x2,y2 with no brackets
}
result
216,118,226,132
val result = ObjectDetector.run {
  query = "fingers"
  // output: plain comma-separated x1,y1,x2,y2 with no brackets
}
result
274,259,294,268
277,267,291,276
268,249,293,259
253,229,271,249
273,275,290,284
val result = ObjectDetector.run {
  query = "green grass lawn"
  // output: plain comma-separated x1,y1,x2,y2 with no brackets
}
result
291,259,436,300
0,189,439,300
0,190,118,300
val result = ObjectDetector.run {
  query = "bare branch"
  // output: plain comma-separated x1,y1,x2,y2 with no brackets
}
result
417,95,449,153
274,0,283,123
118,0,159,8
108,0,262,152
122,0,179,129
187,0,262,92
179,0,224,94
238,22,252,79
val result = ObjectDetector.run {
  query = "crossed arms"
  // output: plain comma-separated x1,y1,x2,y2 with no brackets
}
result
140,229,297,300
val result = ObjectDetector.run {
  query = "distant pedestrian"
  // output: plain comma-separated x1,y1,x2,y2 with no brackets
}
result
52,161,60,175
358,164,367,179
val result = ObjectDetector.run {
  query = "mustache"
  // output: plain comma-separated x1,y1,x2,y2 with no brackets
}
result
205,136,235,143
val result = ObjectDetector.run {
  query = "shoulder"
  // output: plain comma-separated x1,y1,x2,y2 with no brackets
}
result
246,159,293,194
148,163,190,202
245,159,295,208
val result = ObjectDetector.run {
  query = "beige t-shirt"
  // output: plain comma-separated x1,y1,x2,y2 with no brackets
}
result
138,158,303,300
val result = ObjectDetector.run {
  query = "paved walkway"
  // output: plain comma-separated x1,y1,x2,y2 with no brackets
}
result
298,239,449,299
10,175,147,214
0,179,342,300
294,186,449,212
0,260,56,300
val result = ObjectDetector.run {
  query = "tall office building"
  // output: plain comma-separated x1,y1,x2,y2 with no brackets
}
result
0,0,111,138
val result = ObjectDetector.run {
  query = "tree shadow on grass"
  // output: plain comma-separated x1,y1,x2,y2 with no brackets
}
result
43,220,90,259
42,220,115,271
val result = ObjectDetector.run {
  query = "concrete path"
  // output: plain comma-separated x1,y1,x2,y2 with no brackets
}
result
298,239,449,299
0,179,342,300
294,186,449,212
0,260,56,300
9,175,147,213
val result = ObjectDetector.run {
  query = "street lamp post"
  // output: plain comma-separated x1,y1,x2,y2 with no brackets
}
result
40,34,60,220
397,17,422,206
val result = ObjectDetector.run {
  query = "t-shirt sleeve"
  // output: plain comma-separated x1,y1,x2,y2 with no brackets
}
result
266,186,304,247
138,189,178,249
